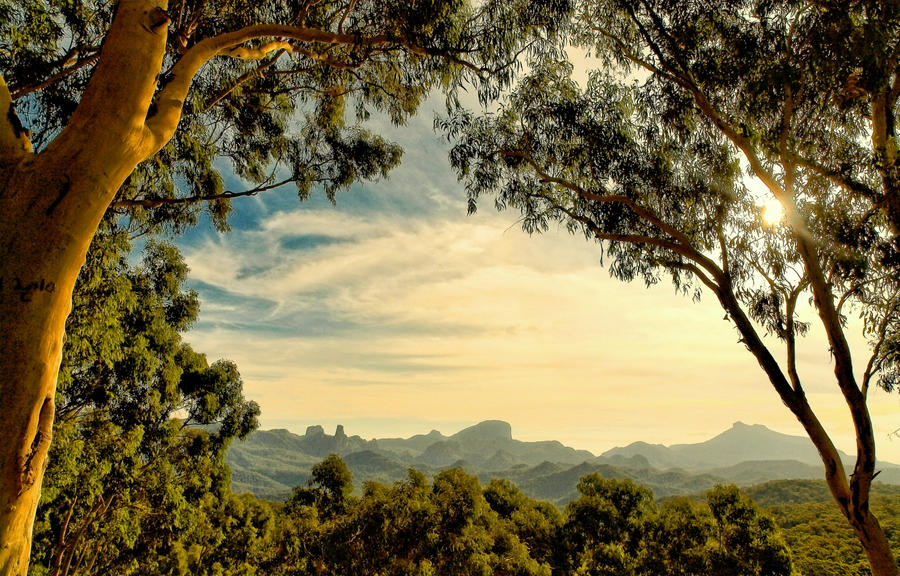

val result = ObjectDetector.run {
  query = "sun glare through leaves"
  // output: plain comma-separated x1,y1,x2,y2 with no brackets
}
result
757,196,785,226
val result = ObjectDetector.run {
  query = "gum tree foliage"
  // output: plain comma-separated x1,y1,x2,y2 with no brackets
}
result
0,0,571,571
2,0,570,234
264,457,795,576
287,453,356,520
277,464,551,576
171,492,278,576
27,225,259,576
483,478,565,570
443,1,900,575
562,476,656,576
560,477,793,576
705,485,794,576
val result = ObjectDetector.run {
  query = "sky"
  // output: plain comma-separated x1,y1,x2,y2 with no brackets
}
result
174,97,900,464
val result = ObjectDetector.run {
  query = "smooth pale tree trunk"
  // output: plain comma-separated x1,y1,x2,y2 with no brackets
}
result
0,118,149,576
0,1,169,572
0,171,85,575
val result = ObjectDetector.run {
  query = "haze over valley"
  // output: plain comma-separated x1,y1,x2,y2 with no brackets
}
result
228,419,900,503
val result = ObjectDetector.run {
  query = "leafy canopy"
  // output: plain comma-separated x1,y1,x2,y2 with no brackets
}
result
444,0,900,401
2,0,572,235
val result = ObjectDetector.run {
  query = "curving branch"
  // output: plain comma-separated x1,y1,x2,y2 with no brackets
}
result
861,289,900,398
111,176,293,209
202,52,287,113
145,24,482,153
146,25,399,150
498,148,696,249
788,152,878,200
10,52,101,100
785,284,807,394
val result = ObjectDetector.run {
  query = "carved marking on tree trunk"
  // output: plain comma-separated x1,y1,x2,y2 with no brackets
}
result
0,279,57,302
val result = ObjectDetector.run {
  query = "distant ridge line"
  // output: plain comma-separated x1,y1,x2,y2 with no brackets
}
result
226,420,900,502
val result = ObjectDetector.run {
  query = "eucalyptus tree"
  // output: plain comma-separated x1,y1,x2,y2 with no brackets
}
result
445,1,900,574
28,227,259,576
0,0,569,571
277,463,551,576
562,475,655,576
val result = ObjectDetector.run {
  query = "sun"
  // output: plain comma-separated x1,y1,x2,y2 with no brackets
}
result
757,197,785,226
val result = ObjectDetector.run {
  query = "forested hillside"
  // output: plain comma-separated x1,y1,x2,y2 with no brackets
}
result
748,481,900,576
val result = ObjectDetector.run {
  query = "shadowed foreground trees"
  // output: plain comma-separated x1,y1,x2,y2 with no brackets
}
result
249,457,794,576
259,460,796,576
444,1,900,574
0,0,569,570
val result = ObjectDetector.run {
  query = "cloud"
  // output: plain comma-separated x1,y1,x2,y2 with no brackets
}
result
181,197,784,441
175,104,899,461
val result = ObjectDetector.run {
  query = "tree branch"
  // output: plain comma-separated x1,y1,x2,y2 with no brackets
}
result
337,0,357,33
202,51,287,113
788,152,878,200
51,0,169,165
785,285,805,394
112,176,294,209
498,148,696,249
9,52,101,100
664,260,720,296
861,291,900,398
145,23,476,152
590,25,689,91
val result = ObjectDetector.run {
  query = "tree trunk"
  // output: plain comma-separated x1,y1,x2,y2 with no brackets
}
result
816,442,899,576
0,1,170,572
0,190,77,571
0,166,120,575
0,97,151,574
0,141,154,575
853,513,899,576
716,276,899,576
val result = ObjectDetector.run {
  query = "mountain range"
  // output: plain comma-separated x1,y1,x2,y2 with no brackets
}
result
226,420,900,503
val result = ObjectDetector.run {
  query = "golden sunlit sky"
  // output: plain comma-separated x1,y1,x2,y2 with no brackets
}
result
175,98,900,465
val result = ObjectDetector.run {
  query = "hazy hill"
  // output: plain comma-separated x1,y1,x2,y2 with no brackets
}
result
227,420,900,501
602,421,900,485
227,420,596,500
602,421,853,468
379,420,596,468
